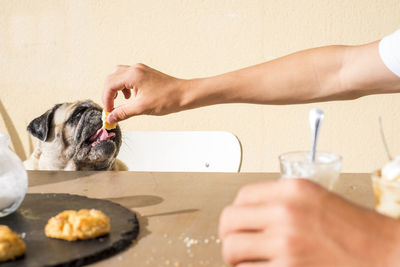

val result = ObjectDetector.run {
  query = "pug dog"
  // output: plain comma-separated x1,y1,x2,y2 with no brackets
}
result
24,100,127,171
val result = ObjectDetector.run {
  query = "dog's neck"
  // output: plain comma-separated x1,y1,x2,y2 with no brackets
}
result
24,142,71,170
24,141,126,171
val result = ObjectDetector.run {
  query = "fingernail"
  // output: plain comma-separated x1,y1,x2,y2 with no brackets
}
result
108,113,117,124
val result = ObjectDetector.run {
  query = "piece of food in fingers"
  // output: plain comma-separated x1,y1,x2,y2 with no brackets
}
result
45,209,110,241
102,110,117,130
0,225,26,262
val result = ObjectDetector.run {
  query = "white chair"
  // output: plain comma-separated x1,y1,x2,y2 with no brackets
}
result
117,131,242,172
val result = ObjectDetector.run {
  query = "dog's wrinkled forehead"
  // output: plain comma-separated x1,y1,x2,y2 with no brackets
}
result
53,101,101,126
52,104,75,126
27,100,103,142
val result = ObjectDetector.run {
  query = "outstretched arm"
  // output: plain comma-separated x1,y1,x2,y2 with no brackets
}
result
103,41,400,123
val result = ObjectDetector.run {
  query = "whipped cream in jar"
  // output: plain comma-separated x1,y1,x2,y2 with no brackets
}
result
372,156,400,219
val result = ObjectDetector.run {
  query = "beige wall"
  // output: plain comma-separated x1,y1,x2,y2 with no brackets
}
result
1,0,399,172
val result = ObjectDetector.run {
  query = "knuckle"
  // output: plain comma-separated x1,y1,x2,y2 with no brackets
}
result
276,199,307,226
219,206,230,220
115,108,128,120
129,66,145,81
237,184,255,199
104,74,113,84
133,62,146,69
277,202,297,220
285,179,309,196
282,234,304,258
219,206,234,226
101,94,108,106
284,234,298,250
112,65,126,74
221,235,238,265
120,109,128,120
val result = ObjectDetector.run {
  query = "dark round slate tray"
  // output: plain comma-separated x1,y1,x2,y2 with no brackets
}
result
0,193,139,267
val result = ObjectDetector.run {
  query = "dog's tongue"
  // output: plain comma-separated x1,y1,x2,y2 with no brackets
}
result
89,128,115,145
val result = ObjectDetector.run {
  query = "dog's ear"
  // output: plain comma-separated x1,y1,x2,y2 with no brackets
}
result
27,104,61,141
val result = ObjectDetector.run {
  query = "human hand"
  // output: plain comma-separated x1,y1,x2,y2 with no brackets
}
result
102,63,187,123
219,179,400,267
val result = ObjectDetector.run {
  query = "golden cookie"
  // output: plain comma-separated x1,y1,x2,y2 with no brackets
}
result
102,110,117,130
0,225,26,262
45,209,110,241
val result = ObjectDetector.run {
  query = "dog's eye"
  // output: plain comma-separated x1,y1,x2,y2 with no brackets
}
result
67,107,88,124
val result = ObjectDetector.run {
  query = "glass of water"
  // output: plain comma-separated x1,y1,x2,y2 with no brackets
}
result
279,151,342,190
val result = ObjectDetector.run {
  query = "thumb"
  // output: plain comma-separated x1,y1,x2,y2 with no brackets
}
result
108,103,143,123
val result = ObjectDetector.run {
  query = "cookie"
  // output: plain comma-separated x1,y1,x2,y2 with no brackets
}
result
0,225,26,262
45,209,110,241
102,110,117,130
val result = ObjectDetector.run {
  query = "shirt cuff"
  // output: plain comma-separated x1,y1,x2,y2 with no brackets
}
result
379,29,400,78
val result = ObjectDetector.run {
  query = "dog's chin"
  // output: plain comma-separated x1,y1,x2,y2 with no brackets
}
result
74,128,120,170
74,140,118,170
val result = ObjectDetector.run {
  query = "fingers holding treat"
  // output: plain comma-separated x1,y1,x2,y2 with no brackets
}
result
102,110,117,130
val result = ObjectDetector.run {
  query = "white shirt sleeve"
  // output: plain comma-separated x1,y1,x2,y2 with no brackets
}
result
379,29,400,78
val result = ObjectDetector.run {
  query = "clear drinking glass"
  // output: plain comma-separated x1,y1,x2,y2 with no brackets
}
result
371,171,400,219
279,151,342,190
0,133,28,217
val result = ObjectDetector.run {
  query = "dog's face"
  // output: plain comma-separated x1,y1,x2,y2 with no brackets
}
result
27,100,122,170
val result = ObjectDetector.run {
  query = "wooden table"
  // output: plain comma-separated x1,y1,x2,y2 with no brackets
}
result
27,171,374,267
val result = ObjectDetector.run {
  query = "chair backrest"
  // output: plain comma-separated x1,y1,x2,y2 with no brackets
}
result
117,131,242,172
